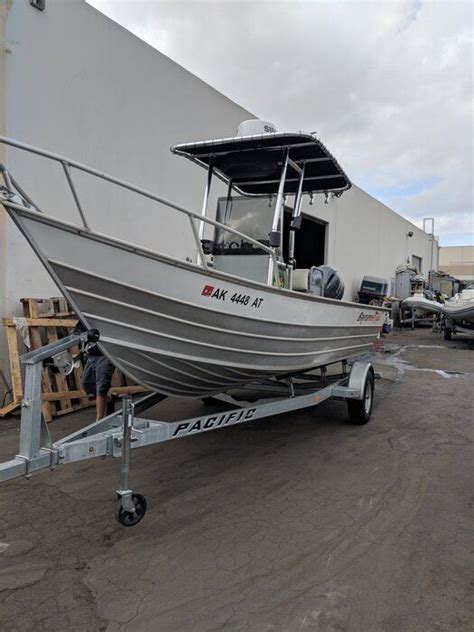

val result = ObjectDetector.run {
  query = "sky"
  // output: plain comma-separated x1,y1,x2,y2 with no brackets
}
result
88,0,473,246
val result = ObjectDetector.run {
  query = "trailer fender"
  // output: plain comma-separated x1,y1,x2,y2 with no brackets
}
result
347,361,374,400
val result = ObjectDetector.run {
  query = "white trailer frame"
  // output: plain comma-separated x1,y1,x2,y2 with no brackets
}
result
0,332,375,526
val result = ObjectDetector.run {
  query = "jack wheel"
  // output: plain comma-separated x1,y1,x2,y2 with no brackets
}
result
115,493,147,527
444,328,452,341
347,371,374,425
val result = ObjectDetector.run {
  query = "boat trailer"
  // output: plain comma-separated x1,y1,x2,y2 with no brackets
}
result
442,317,474,340
0,331,376,526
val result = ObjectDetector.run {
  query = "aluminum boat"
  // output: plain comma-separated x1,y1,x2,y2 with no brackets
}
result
0,121,385,397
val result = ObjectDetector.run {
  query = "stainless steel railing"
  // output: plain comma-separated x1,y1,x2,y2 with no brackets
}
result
0,136,280,286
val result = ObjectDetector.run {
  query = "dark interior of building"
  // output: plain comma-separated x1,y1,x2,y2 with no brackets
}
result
283,210,326,269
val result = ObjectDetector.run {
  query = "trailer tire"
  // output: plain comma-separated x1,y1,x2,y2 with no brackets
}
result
347,371,374,425
444,328,452,341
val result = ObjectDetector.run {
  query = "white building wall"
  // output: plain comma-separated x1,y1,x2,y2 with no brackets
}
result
3,0,253,314
301,185,438,300
0,0,438,387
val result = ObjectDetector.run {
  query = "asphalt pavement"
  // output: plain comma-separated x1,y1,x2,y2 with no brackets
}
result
0,328,472,632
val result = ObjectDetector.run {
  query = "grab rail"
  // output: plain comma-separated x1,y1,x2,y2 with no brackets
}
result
0,136,280,286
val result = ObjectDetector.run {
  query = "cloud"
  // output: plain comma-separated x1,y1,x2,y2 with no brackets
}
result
88,0,473,246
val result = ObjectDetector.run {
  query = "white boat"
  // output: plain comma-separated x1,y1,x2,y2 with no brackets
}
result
401,294,444,316
0,122,386,398
442,289,474,323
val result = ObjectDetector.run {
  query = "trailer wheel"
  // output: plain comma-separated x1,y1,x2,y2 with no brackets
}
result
444,328,452,341
347,371,374,425
115,493,147,527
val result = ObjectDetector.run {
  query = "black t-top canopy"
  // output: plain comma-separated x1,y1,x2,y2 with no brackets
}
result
171,131,351,196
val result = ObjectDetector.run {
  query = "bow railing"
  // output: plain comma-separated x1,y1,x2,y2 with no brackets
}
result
0,136,280,287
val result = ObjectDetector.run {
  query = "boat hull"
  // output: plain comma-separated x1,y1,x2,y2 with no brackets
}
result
401,296,444,316
442,303,474,324
8,208,386,397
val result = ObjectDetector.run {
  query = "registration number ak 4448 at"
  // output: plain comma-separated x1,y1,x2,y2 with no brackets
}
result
201,284,264,309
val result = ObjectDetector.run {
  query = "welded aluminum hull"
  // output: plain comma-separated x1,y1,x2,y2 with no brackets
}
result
8,208,385,397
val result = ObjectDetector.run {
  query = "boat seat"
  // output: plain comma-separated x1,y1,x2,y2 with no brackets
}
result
292,269,310,292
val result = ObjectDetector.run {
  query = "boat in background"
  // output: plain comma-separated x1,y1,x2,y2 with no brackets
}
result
401,294,444,317
441,289,474,339
442,289,474,323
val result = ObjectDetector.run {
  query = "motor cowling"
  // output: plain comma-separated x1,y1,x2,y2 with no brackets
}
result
318,265,345,300
294,266,345,299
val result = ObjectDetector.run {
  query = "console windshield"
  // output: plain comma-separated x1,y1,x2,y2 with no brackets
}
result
213,196,276,255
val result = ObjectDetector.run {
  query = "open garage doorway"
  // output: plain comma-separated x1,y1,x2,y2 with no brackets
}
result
283,210,327,268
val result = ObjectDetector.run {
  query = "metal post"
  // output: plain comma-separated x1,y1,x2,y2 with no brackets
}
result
320,366,327,387
267,255,274,287
271,149,289,246
189,216,208,268
288,164,306,285
61,161,90,230
423,217,435,285
267,149,289,286
121,398,131,490
292,163,306,227
288,231,295,288
223,178,233,222
199,160,213,240
287,377,295,398
118,397,136,513
267,252,282,287
0,164,14,192
18,362,50,462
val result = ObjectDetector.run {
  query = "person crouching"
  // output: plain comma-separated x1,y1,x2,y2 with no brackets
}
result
75,322,116,420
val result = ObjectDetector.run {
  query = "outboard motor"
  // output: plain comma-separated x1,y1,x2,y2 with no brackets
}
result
319,265,345,300
293,266,344,299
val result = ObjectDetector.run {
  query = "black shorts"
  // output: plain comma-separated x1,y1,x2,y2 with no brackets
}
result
81,356,115,396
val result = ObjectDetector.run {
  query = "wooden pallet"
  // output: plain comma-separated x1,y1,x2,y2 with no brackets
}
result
0,298,147,419
21,296,74,319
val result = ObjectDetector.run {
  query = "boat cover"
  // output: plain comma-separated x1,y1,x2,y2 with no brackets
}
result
171,132,351,196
